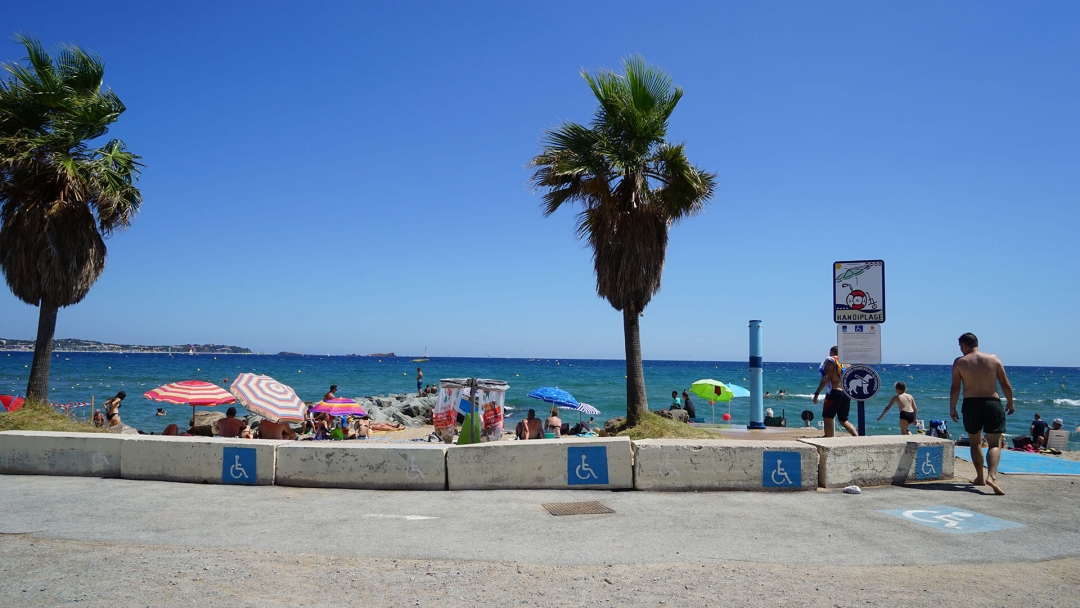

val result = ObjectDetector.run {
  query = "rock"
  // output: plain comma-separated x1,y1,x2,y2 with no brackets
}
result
187,424,214,437
654,409,689,423
600,417,624,437
391,411,422,428
193,411,225,428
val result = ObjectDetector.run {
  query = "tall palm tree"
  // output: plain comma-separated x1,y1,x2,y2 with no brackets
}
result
530,56,716,426
0,35,142,402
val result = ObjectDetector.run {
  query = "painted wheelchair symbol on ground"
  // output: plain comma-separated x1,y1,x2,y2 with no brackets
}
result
880,505,1022,534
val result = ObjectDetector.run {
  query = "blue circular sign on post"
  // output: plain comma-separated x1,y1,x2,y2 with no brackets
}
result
842,364,880,400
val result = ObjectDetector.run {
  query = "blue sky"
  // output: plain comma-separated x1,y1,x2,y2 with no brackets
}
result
1,1,1078,365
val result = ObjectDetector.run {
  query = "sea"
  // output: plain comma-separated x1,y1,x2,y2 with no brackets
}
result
2,352,1077,449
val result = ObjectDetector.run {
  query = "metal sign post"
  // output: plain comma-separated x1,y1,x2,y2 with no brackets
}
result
833,261,885,435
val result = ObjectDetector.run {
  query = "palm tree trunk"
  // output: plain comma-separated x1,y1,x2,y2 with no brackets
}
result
623,302,648,426
26,301,58,403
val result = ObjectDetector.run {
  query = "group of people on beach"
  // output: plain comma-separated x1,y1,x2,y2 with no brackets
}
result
814,332,1017,495
514,406,593,439
668,390,696,419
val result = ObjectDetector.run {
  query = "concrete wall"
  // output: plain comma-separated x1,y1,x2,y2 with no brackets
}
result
0,431,126,478
276,442,447,490
799,435,954,488
446,437,633,490
120,436,280,485
633,439,818,491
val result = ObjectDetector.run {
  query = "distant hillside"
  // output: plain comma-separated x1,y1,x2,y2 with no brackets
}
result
0,338,251,354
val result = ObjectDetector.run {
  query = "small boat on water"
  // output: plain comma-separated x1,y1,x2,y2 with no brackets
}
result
412,347,429,363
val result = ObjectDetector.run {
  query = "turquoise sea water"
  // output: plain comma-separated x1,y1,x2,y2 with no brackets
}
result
2,352,1077,449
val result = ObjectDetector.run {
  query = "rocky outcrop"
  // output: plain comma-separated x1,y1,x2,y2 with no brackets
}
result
654,409,689,424
358,394,435,427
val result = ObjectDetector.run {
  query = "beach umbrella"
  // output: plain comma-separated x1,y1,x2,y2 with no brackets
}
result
528,387,579,408
144,380,236,424
229,374,305,423
1,395,25,413
311,398,367,418
691,379,735,424
722,383,751,398
557,401,601,426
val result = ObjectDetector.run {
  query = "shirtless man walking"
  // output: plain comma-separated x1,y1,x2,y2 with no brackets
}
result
950,332,1014,495
813,346,858,437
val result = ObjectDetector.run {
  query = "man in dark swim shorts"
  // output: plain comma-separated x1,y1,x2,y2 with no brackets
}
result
950,333,1014,495
813,346,858,437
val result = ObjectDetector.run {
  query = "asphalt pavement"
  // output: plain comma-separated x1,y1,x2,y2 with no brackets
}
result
2,465,1077,568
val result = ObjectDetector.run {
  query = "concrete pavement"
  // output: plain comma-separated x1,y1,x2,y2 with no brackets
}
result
2,465,1078,568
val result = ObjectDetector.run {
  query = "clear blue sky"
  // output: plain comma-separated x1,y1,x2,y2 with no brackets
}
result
2,2,1078,365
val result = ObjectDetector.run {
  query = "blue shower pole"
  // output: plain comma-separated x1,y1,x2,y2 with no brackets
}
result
748,320,765,429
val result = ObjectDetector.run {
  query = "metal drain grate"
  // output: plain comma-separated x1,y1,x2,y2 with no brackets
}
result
542,501,615,516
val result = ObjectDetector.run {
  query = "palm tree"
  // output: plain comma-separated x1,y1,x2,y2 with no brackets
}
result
0,35,142,402
530,56,716,426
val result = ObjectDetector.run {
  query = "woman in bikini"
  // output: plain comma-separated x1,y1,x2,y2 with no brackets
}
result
544,406,562,438
103,391,126,428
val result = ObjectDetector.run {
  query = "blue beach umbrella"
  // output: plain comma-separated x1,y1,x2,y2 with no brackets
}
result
527,386,579,409
723,383,751,398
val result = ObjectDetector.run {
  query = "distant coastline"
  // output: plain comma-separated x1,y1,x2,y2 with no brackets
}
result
0,337,251,354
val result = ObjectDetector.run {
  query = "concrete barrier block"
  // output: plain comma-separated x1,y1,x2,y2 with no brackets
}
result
120,436,279,485
0,431,126,478
633,439,818,491
275,442,447,490
446,437,633,490
798,435,954,488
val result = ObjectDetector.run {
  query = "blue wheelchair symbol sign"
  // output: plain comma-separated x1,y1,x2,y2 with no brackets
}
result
915,446,943,480
567,446,609,485
222,447,256,485
762,451,801,488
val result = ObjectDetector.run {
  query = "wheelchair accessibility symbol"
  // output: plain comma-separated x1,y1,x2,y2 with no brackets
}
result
404,456,425,480
762,451,801,488
91,445,110,470
222,447,257,485
567,446,609,485
881,505,1022,534
915,446,943,480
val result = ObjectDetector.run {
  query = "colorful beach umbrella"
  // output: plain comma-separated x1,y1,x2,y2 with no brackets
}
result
527,387,579,408
691,379,735,424
557,401,601,425
144,380,236,424
229,374,305,423
1,395,26,413
311,398,367,417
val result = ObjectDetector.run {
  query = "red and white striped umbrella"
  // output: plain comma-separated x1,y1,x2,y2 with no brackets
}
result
145,380,235,423
229,373,305,423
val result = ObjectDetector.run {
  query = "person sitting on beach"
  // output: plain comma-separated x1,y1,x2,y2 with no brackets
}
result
323,385,337,401
352,416,371,439
239,423,255,439
682,391,696,420
156,408,166,416
545,406,563,438
515,409,544,440
670,391,682,410
313,414,332,440
259,420,297,440
92,410,106,427
299,404,315,434
1030,413,1050,448
103,391,126,428
162,423,180,436
216,407,244,438
878,381,919,435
